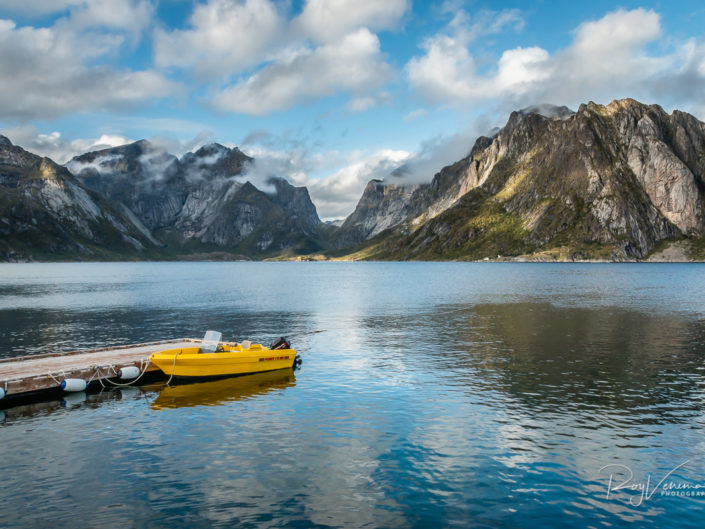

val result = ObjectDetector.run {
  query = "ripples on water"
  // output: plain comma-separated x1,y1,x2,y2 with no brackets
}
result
1,262,705,528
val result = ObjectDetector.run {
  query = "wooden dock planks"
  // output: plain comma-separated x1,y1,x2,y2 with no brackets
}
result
0,338,201,398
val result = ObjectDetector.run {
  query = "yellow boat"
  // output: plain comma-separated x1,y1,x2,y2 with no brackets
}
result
149,332,301,379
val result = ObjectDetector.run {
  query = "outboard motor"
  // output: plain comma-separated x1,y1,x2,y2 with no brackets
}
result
270,337,290,350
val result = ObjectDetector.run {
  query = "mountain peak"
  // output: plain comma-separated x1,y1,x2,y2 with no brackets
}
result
577,98,659,118
128,139,156,153
0,134,12,147
518,104,575,120
339,97,705,261
194,143,229,157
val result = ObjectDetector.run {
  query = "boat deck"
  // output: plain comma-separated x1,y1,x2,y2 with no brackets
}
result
0,338,202,401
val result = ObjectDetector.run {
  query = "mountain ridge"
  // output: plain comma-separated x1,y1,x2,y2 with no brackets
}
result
1,137,326,261
0,136,161,261
68,139,327,257
331,98,705,262
3,98,705,262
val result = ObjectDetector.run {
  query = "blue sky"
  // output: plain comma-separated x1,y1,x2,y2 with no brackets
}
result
1,0,705,218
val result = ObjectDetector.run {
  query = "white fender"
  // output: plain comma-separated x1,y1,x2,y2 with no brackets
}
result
117,366,140,380
61,378,87,392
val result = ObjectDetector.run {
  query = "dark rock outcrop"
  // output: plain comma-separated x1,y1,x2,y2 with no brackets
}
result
0,139,159,261
67,140,185,231
340,99,705,260
66,140,323,256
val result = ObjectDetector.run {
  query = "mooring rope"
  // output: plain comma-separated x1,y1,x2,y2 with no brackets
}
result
47,371,66,385
164,352,179,386
99,358,152,387
86,365,104,385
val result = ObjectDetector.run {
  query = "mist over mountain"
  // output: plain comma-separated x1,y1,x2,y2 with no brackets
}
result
335,99,705,262
2,137,325,260
0,135,159,261
3,98,705,262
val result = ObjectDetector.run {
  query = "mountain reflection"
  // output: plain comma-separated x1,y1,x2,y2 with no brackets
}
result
361,302,705,422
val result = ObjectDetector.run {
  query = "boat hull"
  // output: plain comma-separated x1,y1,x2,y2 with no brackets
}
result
150,346,297,378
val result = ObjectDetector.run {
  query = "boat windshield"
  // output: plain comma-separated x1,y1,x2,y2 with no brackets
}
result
199,330,222,354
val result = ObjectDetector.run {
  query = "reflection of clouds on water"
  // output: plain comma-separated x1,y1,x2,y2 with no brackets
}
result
2,264,705,527
347,300,705,525
188,382,409,527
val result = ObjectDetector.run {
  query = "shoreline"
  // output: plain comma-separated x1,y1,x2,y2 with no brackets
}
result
1,258,704,264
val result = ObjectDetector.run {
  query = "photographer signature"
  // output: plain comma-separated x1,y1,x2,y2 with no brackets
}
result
600,460,705,506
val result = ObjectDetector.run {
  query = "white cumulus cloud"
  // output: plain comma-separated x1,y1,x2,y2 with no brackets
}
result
0,124,132,163
0,1,175,120
406,7,705,116
214,28,394,115
153,0,283,79
293,0,408,43
152,0,406,115
407,9,550,104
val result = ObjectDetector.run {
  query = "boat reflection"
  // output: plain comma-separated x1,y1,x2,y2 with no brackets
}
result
150,368,296,410
1,388,130,422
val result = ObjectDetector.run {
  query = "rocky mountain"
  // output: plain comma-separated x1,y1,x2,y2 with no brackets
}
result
67,140,185,233
66,140,324,257
5,98,705,262
0,135,159,261
338,99,705,261
333,152,478,248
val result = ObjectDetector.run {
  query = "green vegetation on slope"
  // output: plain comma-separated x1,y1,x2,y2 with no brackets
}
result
340,189,536,260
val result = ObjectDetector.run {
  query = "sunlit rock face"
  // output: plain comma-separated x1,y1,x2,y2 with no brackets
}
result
0,137,158,261
338,99,705,260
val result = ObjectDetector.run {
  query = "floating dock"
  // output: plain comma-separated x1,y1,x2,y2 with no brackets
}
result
0,338,208,406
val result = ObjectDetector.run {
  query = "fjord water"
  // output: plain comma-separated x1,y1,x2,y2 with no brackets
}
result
1,263,705,528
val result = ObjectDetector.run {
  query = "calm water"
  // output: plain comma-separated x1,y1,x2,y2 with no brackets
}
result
1,262,705,528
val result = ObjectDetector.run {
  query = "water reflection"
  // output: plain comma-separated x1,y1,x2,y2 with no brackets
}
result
0,370,297,419
358,302,705,421
2,264,705,528
0,308,314,359
150,369,296,410
1,387,131,422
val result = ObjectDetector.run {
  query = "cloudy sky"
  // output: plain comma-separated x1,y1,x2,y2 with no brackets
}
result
1,0,705,219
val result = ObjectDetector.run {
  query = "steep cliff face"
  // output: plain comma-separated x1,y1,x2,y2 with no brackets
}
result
334,105,580,250
342,99,705,260
169,143,254,246
333,156,477,248
268,177,321,236
614,103,705,233
0,135,158,261
171,178,322,253
66,140,323,256
67,140,186,231
334,180,420,247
